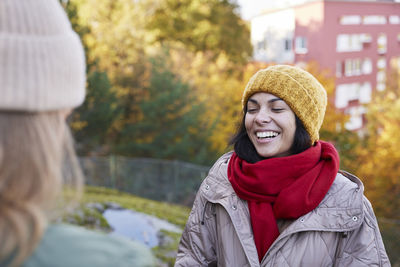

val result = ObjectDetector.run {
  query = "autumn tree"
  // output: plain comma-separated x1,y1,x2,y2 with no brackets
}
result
64,1,121,155
71,71,121,155
116,56,216,165
70,0,152,127
146,0,252,63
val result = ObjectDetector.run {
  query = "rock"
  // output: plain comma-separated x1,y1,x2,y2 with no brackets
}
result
155,259,169,267
157,231,175,247
65,217,78,225
104,202,123,210
85,215,97,225
86,202,105,213
74,209,85,220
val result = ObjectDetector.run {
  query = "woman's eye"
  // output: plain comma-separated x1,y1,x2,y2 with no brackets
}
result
272,108,284,112
247,108,257,113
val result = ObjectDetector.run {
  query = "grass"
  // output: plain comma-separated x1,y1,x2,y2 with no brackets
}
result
64,205,111,230
152,230,183,266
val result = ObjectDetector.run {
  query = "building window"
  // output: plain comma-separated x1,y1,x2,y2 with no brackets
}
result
377,83,386,91
377,70,386,91
337,35,348,52
359,82,372,104
360,33,372,43
377,57,386,70
363,15,387,25
336,83,359,108
345,106,366,131
362,58,372,75
389,15,400,24
295,36,307,54
377,70,386,82
377,33,387,54
257,40,267,51
284,38,292,51
353,59,362,76
335,82,372,110
340,15,361,25
336,34,362,52
335,84,349,109
391,56,400,71
345,60,353,77
338,58,372,76
336,61,342,77
344,58,362,77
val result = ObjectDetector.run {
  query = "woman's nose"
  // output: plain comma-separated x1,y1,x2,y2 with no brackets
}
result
255,110,272,124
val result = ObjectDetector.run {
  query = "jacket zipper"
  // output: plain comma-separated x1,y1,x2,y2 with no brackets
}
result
203,196,261,267
333,231,348,266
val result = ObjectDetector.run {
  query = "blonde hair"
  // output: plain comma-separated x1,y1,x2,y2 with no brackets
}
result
0,111,83,266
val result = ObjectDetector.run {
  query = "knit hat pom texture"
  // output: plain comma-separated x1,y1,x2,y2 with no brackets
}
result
242,65,327,144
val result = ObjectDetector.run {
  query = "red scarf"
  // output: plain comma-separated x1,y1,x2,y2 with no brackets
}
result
228,141,339,262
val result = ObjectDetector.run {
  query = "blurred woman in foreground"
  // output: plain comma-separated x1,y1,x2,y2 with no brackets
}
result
0,0,154,266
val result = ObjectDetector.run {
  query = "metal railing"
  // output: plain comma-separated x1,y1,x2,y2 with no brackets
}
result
80,156,210,206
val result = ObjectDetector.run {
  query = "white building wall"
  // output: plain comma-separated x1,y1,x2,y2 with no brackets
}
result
251,9,296,63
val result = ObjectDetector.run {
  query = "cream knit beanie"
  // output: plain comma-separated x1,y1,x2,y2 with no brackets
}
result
0,0,86,111
242,65,327,144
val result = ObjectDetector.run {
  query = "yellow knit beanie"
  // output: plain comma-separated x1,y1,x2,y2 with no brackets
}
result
242,65,327,144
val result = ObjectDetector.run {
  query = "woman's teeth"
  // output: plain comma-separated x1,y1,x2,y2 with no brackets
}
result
256,131,279,139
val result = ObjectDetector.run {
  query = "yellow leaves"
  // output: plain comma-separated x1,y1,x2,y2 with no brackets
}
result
135,134,155,144
73,0,150,70
70,120,88,131
146,0,251,63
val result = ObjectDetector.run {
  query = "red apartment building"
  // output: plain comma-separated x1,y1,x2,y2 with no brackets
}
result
251,0,400,130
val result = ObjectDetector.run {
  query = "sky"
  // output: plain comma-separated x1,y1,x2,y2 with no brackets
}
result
236,0,309,20
236,0,273,20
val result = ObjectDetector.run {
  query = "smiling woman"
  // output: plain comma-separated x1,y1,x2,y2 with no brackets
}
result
175,65,390,266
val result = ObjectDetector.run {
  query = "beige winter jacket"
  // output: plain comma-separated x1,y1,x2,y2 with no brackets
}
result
175,152,390,267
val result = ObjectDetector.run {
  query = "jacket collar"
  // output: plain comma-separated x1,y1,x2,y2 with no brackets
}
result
201,152,235,201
